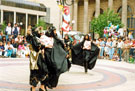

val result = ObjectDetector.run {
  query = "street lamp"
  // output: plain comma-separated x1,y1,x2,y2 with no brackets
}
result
57,0,74,6
57,0,74,38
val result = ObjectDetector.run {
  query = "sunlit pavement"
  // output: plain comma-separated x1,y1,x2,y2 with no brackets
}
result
0,58,135,91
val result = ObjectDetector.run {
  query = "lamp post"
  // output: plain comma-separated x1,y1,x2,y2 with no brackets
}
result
56,0,74,38
57,0,74,6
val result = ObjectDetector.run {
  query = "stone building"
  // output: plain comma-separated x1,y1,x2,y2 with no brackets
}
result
71,0,135,35
0,0,46,35
28,0,60,31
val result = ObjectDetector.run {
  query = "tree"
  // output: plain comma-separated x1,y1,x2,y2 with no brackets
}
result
91,9,124,37
36,19,47,30
1,21,6,34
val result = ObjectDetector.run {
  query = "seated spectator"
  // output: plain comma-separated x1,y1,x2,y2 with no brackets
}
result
3,41,7,47
7,35,12,42
4,41,14,57
17,43,26,58
2,36,6,42
22,36,27,46
128,55,134,63
0,41,5,56
11,39,18,58
15,35,22,43
112,51,119,61
0,32,4,41
11,39,18,48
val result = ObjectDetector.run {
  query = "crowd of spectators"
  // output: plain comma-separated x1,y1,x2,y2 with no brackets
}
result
96,37,135,63
0,22,135,64
0,23,30,58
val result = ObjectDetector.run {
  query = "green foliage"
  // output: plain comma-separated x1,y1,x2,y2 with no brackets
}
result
36,19,47,30
1,21,6,34
91,9,124,37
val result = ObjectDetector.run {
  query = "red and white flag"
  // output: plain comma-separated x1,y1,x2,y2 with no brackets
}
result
61,6,72,32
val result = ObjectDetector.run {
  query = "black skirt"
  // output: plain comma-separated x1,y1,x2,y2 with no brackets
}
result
30,53,48,87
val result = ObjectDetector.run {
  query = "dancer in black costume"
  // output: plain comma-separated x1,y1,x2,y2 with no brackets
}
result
26,27,48,91
71,34,100,73
44,26,70,89
27,26,70,91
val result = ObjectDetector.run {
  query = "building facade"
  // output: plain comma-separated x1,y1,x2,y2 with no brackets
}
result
71,0,135,35
28,0,61,31
0,0,46,35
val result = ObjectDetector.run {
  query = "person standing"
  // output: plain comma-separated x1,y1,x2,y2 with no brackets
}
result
71,34,100,73
5,23,12,35
12,23,20,38
106,38,113,60
129,39,135,57
82,34,92,73
99,38,105,59
44,26,70,89
117,38,124,61
122,38,130,62
26,27,48,91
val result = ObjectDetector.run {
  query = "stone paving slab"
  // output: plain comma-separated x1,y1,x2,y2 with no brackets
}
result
0,58,135,91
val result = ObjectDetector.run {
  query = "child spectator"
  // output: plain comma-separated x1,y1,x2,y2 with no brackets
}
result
112,50,119,61
17,43,26,58
4,41,14,57
128,55,134,63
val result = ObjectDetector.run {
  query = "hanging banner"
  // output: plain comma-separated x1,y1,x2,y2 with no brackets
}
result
61,6,72,32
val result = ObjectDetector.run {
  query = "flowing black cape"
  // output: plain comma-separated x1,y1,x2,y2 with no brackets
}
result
71,42,100,70
45,38,70,88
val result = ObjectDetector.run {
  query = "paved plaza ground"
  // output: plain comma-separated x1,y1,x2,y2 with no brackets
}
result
0,58,135,91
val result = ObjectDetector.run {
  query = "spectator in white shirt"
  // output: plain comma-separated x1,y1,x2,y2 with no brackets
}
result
118,28,124,37
4,41,14,57
117,38,124,61
5,23,12,35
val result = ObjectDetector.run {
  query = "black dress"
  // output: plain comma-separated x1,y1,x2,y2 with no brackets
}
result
26,34,48,87
44,37,70,88
71,41,100,71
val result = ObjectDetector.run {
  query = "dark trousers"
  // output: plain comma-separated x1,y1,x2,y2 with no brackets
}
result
117,48,122,61
83,50,91,62
83,50,91,73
